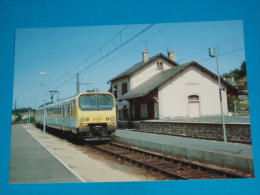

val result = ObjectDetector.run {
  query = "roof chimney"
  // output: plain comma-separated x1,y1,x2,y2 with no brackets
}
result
142,50,149,63
168,51,176,61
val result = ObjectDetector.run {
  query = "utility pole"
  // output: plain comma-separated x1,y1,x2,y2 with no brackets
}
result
40,72,47,139
76,73,80,95
209,47,227,143
15,100,17,115
27,94,31,128
76,73,92,94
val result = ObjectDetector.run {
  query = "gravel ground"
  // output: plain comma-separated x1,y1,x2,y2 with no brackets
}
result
25,125,150,183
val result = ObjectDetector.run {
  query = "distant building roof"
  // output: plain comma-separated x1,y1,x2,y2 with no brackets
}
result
117,61,240,101
224,77,238,87
108,53,179,82
238,95,248,101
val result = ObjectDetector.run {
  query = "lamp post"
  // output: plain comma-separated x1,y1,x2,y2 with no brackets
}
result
40,72,47,139
26,100,29,125
28,94,31,128
209,48,227,143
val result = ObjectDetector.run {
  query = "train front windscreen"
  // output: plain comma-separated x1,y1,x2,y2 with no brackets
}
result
78,94,115,111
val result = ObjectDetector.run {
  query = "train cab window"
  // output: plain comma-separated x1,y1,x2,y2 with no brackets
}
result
79,95,96,109
79,94,114,110
97,95,114,109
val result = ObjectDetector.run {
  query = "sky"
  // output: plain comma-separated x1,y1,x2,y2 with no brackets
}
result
13,20,245,109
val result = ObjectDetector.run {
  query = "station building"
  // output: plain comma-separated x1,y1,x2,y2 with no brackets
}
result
108,50,240,120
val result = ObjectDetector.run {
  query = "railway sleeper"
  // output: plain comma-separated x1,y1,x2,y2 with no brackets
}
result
91,143,248,179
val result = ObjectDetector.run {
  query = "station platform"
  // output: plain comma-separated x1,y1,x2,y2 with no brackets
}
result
9,124,83,184
113,129,254,175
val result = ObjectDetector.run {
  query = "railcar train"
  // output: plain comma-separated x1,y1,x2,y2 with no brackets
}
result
35,92,117,141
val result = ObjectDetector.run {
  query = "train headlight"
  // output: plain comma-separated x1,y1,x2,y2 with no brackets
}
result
86,118,89,122
106,117,109,121
110,116,115,121
80,118,85,122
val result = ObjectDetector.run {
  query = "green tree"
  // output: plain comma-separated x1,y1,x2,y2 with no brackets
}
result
232,68,241,80
239,61,246,78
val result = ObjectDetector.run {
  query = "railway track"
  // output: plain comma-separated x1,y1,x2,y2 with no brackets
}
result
87,142,249,180
40,126,251,180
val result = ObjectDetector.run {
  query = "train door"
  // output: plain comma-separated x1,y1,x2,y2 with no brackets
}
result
62,104,65,130
66,103,71,130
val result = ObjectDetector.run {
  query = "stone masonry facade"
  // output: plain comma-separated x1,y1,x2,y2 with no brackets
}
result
118,121,251,144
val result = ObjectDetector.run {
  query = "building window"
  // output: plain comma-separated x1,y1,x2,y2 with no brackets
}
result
113,85,118,98
188,95,199,102
66,104,71,116
122,82,128,95
157,61,163,69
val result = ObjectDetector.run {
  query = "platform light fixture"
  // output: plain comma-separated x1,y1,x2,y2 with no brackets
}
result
209,47,227,143
40,72,47,139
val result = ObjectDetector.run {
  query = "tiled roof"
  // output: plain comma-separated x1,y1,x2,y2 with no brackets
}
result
116,62,192,100
238,95,248,101
116,61,240,101
224,78,238,87
108,53,179,82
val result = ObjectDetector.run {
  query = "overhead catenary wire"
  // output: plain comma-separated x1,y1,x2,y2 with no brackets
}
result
78,24,156,74
93,30,243,72
32,26,244,107
47,25,130,86
178,34,244,63
198,47,245,63
53,29,244,93
85,30,244,78
79,23,174,73
52,24,156,91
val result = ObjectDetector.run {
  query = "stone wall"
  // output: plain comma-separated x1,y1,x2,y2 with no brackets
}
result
118,120,140,129
117,120,251,143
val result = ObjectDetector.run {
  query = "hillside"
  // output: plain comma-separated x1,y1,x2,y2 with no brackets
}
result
222,61,247,90
236,77,247,90
222,61,249,113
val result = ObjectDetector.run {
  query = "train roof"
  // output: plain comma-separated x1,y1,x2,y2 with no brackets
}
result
36,92,113,110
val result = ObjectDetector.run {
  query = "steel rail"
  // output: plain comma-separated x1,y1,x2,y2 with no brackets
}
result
109,142,247,179
88,144,189,180
87,142,248,180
